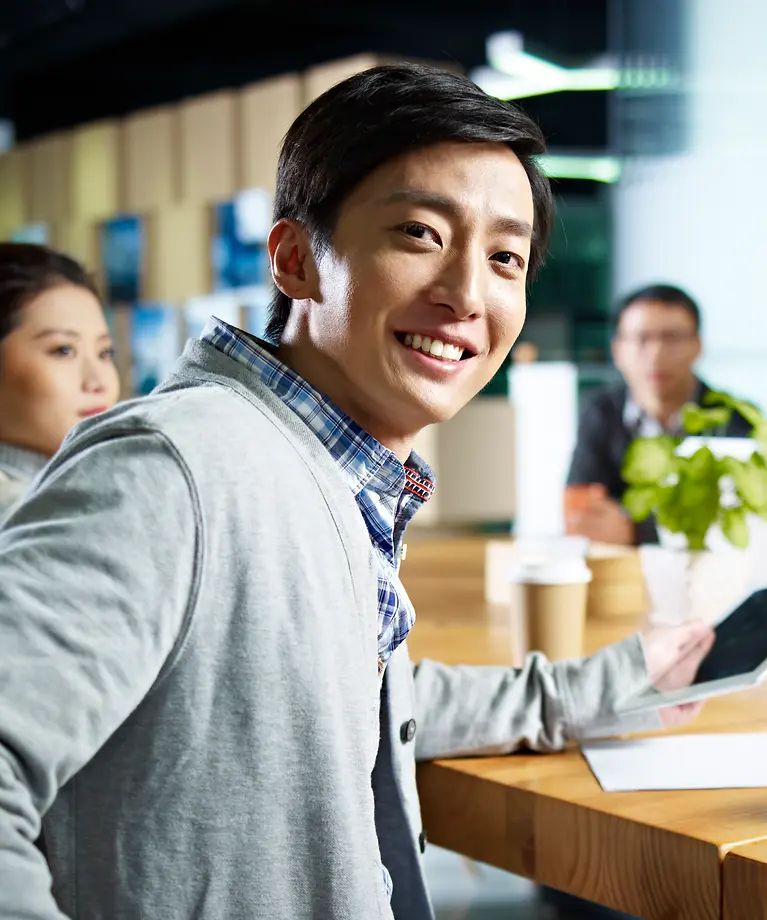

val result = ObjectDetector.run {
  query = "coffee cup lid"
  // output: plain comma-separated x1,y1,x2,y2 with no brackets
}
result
508,557,593,586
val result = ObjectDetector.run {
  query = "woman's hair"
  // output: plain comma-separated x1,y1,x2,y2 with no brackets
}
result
266,62,553,343
0,243,100,343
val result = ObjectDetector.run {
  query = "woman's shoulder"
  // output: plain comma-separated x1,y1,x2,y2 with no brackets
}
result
0,470,30,518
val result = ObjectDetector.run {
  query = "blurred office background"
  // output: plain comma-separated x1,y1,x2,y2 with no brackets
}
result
0,1,763,914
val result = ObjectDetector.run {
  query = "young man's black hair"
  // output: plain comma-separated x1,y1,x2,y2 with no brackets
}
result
612,283,701,335
266,62,554,343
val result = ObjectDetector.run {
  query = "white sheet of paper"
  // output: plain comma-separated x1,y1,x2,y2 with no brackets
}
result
581,733,767,791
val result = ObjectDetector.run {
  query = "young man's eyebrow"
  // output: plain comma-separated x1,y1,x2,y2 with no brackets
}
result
379,188,533,238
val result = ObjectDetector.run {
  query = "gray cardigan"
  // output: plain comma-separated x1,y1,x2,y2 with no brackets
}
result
0,340,657,919
0,340,390,919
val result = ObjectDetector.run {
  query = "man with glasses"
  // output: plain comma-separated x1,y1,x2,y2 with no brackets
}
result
566,284,750,544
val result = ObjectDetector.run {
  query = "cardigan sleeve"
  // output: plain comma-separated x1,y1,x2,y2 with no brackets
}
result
413,635,661,761
0,429,198,919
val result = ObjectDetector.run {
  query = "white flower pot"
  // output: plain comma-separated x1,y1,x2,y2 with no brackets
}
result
639,545,750,626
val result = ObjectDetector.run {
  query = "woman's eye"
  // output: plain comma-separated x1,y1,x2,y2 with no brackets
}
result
50,345,74,357
100,347,116,361
401,222,437,242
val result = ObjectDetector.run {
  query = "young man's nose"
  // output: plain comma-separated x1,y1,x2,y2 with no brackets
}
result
430,249,485,320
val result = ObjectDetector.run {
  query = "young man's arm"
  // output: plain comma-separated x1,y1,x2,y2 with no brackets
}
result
412,636,661,761
0,429,198,918
566,392,639,545
567,393,615,488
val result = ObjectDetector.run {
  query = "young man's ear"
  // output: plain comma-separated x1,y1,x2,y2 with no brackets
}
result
268,219,320,302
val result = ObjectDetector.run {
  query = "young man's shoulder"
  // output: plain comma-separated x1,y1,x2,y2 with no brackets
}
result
580,381,628,421
69,381,303,483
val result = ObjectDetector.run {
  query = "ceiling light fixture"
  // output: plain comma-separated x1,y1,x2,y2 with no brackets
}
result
472,31,674,101
539,155,621,184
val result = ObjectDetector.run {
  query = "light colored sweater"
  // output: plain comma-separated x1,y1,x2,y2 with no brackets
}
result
0,339,392,919
0,339,660,920
0,442,47,518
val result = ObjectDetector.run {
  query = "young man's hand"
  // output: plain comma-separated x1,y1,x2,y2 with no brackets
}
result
642,620,715,728
566,494,636,546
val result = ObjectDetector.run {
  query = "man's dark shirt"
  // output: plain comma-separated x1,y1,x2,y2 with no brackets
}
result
567,379,753,544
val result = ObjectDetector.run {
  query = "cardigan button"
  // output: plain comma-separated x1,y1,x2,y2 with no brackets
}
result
400,719,417,744
419,831,427,854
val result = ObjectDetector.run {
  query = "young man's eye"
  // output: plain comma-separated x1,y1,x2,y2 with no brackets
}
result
401,222,436,241
491,251,523,270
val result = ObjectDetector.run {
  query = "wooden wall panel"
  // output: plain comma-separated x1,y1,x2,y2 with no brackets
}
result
238,73,301,193
179,91,237,204
71,120,120,221
121,106,179,212
26,132,72,224
50,220,100,279
0,149,29,237
144,203,210,302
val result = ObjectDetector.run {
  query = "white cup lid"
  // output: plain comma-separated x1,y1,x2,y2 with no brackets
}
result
509,557,593,586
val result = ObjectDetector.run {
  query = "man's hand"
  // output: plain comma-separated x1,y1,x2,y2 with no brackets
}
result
566,494,636,546
642,620,715,728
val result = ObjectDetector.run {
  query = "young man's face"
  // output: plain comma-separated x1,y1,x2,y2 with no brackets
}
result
612,300,701,407
286,141,534,453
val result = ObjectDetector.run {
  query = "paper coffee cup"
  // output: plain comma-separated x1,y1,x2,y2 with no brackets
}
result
509,557,592,662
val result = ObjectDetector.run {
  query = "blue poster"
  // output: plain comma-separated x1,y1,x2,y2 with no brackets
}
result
101,215,143,304
212,188,272,291
130,304,182,396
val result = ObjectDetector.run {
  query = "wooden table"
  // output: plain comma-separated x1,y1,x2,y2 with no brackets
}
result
402,534,767,920
723,841,767,919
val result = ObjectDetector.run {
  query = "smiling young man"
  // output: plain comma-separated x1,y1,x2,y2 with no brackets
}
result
0,65,712,920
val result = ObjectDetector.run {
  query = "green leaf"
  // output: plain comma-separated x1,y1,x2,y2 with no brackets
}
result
622,485,661,522
703,390,764,429
655,467,721,550
685,446,717,480
734,455,767,511
752,421,767,455
681,403,731,434
622,436,678,485
720,505,750,549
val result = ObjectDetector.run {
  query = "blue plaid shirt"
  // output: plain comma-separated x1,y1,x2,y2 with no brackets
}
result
201,318,434,674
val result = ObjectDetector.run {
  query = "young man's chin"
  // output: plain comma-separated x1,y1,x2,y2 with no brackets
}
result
411,397,473,429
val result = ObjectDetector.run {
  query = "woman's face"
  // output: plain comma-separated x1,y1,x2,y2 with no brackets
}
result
0,283,120,457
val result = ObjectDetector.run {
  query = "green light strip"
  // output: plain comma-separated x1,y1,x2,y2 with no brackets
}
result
539,155,621,184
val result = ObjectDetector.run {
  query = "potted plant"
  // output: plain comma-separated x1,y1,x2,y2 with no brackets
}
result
620,391,767,624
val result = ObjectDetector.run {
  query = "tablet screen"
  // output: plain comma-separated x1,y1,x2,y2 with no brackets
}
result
693,588,767,684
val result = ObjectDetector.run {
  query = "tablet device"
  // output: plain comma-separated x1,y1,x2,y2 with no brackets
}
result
617,588,767,714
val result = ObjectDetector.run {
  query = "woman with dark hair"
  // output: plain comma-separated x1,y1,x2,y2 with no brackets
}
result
0,243,119,515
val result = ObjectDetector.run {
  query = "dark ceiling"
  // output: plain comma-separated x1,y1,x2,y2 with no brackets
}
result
0,0,610,146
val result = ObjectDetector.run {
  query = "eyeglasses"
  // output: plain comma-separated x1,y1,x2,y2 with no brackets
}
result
615,331,698,349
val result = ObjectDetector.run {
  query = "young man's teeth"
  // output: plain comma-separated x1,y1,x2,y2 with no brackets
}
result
401,334,464,362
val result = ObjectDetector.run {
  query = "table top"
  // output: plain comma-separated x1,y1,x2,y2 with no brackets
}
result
401,534,767,920
723,841,767,920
